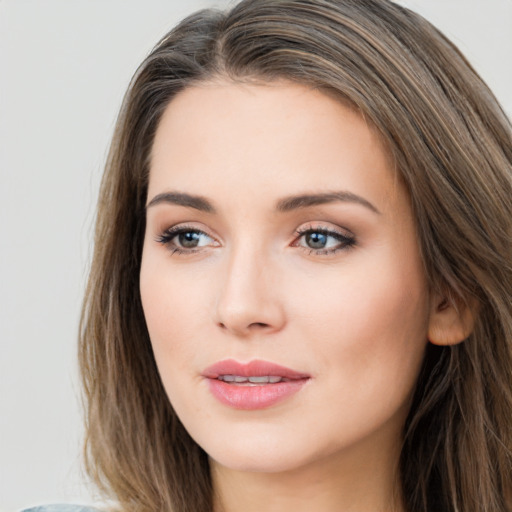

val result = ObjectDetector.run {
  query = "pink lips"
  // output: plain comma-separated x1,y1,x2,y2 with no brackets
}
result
202,359,310,410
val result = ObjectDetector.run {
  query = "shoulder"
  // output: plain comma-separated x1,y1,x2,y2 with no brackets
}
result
21,506,102,512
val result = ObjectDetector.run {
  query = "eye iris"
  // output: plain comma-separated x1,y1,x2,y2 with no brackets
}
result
178,231,200,248
306,232,328,249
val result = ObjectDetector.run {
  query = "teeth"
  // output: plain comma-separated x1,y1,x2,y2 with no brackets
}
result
218,375,283,384
248,376,270,383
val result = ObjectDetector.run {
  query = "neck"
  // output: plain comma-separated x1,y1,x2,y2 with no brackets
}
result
211,436,405,512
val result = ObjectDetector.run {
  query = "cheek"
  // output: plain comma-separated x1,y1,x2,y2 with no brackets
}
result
139,252,208,366
140,255,210,420
295,252,427,325
288,251,430,391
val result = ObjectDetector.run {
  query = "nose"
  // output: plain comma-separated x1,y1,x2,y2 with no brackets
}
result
215,244,286,337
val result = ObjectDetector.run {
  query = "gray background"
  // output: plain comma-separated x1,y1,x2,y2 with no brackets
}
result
1,1,511,510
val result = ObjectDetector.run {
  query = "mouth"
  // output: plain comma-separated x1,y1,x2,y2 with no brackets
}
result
202,359,310,410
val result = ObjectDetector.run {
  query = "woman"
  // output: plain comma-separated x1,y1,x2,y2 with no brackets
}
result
26,0,512,511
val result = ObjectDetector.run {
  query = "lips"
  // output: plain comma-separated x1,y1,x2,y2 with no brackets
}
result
202,359,310,410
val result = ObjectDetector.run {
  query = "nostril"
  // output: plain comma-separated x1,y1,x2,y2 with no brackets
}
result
217,321,270,333
249,322,270,329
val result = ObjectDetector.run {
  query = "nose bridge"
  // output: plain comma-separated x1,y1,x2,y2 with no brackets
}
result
215,235,284,335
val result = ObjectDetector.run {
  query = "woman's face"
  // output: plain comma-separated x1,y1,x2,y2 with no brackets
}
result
140,81,432,474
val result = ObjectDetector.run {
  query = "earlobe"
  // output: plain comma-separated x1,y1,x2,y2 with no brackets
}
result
427,294,477,346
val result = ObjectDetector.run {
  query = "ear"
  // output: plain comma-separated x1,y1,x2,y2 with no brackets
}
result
427,293,477,346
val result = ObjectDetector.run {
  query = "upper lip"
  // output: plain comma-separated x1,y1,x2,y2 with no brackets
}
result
202,359,310,380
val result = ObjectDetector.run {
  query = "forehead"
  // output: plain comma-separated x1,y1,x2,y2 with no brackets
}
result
148,80,401,213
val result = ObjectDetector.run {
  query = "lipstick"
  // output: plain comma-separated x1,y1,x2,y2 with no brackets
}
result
202,359,310,410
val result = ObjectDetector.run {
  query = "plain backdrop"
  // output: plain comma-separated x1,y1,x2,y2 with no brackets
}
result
1,1,511,510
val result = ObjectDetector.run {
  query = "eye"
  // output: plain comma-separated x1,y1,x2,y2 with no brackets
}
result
156,225,218,254
293,226,355,255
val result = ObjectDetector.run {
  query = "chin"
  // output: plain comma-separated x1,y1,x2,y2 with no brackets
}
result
209,447,310,474
194,426,312,473
201,425,351,476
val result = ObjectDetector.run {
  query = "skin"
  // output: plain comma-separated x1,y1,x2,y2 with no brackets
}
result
140,80,459,512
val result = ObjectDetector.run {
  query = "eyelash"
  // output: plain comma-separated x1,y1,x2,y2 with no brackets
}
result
155,224,356,256
155,224,214,256
293,225,356,255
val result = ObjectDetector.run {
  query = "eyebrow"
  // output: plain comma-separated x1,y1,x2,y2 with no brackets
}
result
146,192,216,213
276,191,380,214
145,190,380,215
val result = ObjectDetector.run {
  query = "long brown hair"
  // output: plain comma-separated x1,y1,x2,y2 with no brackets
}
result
79,1,512,511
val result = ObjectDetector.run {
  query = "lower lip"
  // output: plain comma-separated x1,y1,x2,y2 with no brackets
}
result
207,379,308,410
